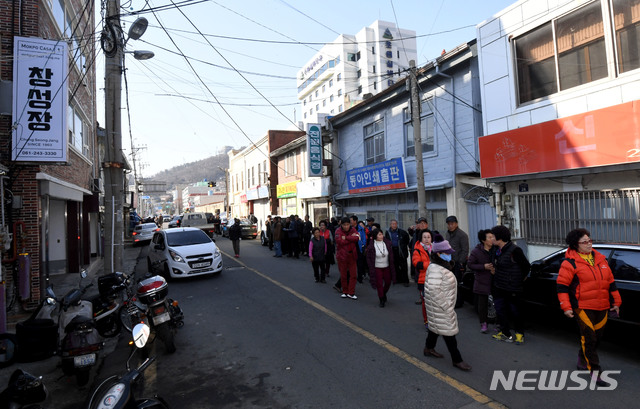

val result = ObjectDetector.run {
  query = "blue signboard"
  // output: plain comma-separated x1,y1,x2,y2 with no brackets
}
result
346,157,407,194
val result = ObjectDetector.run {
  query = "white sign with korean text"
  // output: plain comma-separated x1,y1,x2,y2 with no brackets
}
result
12,36,68,162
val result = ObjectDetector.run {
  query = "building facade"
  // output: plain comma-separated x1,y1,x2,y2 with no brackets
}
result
329,41,492,235
297,20,417,124
477,0,640,259
0,0,98,315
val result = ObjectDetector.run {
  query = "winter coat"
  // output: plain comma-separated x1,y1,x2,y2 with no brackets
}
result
557,248,622,312
492,241,530,292
309,236,327,262
365,239,396,287
303,221,313,239
228,223,242,241
335,227,359,262
467,243,495,295
423,261,459,336
412,241,431,285
356,224,367,253
322,229,335,264
446,228,470,266
285,220,298,238
385,228,410,258
272,221,283,241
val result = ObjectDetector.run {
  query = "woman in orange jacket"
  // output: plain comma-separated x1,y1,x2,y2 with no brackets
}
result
557,228,621,387
412,230,433,329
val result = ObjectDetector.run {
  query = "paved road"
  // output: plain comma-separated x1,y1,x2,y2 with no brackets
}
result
133,236,639,408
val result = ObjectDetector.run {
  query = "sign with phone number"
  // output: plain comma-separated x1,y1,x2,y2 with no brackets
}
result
346,157,407,194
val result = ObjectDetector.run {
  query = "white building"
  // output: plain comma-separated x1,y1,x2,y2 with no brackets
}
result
477,0,640,260
297,20,417,124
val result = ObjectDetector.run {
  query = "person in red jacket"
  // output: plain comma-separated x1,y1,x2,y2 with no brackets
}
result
412,230,433,329
335,217,361,300
557,228,621,387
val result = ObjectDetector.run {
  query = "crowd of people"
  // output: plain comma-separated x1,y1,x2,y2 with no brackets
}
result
254,215,621,383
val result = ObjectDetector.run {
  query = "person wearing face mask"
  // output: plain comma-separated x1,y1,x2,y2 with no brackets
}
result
421,238,472,371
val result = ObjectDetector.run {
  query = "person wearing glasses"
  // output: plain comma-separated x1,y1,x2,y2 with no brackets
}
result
557,228,621,387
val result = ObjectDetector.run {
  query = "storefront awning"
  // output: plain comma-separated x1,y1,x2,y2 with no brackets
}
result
37,172,92,201
333,178,452,200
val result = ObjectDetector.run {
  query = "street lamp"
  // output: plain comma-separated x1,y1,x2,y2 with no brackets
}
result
102,12,153,274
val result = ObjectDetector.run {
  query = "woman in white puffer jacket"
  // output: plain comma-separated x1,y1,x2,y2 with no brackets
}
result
422,239,472,371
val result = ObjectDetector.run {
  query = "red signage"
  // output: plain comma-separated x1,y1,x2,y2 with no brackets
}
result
240,194,248,203
479,101,640,178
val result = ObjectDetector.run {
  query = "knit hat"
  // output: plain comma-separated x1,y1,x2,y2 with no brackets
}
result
431,239,455,254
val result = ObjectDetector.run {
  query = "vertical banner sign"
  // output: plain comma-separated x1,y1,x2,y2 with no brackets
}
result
12,36,68,162
306,123,323,177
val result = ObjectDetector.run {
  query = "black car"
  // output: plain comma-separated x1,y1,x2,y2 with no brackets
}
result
168,215,182,228
223,218,258,239
459,244,640,327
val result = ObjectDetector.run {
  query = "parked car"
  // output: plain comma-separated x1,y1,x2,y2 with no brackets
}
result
180,212,217,238
129,212,142,234
163,215,172,222
147,227,223,279
223,218,258,239
168,215,182,228
259,216,285,246
132,222,159,246
458,243,640,327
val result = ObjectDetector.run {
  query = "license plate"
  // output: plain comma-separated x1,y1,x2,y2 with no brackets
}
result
74,353,96,367
193,261,210,268
153,312,170,326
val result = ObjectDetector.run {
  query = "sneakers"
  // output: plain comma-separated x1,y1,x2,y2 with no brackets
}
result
514,333,524,345
492,332,513,343
347,294,358,300
480,323,488,333
341,293,348,298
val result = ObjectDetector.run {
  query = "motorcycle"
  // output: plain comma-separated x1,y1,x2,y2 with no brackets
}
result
86,323,171,409
0,369,48,409
40,271,103,386
85,271,132,338
120,274,183,354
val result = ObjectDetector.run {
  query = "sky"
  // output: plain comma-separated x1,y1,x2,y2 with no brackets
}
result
95,0,516,178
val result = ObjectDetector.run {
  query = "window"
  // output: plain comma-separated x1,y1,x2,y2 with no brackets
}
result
329,79,334,87
323,99,326,107
251,167,255,186
337,73,342,81
339,105,343,112
257,163,261,185
285,152,297,176
357,69,362,78
514,1,608,104
304,112,307,119
373,82,377,90
397,50,400,59
316,104,319,111
364,118,385,165
68,105,86,156
519,189,640,245
610,250,640,282
264,160,267,180
241,171,244,190
372,46,375,54
303,99,306,106
612,0,640,73
404,103,435,156
315,90,319,97
372,65,376,73
357,85,362,94
347,53,357,61
356,51,361,61
338,89,342,96
330,95,334,102
330,109,335,114
310,108,313,115
322,85,325,93
309,94,312,102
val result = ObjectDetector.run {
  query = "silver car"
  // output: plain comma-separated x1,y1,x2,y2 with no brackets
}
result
133,222,159,246
147,227,223,279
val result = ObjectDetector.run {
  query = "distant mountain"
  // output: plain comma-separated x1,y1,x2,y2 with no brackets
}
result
150,146,236,190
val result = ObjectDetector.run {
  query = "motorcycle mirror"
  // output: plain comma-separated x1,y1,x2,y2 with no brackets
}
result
45,286,56,299
80,270,87,279
132,323,151,348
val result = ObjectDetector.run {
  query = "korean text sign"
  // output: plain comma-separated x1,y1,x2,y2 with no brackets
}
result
12,37,68,162
306,123,323,177
347,157,407,194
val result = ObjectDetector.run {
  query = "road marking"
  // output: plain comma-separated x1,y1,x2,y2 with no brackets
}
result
223,250,506,409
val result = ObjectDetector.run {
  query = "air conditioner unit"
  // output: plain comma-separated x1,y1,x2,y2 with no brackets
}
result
92,178,104,193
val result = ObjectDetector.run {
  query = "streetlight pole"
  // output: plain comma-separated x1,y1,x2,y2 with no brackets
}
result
101,4,152,274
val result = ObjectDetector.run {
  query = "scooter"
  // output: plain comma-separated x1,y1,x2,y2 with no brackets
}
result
86,323,171,409
120,274,183,354
85,271,132,338
41,271,103,386
0,369,48,409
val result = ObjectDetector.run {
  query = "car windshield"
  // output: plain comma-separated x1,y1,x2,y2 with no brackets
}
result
240,219,253,225
167,230,211,246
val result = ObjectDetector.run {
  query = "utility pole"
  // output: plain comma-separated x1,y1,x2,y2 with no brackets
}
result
410,60,428,218
103,0,125,274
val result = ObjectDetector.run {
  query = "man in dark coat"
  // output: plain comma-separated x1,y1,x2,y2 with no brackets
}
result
272,216,283,257
265,215,273,250
302,215,313,256
385,219,411,286
446,215,470,282
229,218,243,258
284,215,300,258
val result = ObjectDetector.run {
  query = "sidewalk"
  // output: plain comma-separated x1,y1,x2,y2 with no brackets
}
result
0,243,142,406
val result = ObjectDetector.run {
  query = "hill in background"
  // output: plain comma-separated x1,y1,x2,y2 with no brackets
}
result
150,146,237,190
